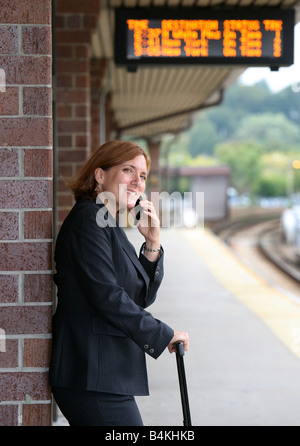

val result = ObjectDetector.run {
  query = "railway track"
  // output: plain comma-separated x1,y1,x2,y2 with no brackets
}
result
213,214,300,299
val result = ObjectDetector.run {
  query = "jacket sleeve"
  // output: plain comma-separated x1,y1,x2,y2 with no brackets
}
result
60,204,174,359
136,247,164,308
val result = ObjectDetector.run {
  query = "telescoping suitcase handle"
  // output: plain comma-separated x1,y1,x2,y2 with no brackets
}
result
176,342,192,426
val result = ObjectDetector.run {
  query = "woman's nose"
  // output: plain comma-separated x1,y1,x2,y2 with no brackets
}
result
131,172,142,186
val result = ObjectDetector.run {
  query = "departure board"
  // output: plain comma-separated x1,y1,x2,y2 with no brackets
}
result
115,8,295,67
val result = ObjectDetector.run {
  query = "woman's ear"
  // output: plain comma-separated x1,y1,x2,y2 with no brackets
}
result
95,168,104,185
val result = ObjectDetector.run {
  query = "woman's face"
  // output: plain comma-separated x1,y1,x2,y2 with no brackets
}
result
95,155,148,214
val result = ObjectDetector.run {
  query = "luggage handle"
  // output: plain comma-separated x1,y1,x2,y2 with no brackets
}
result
176,342,192,426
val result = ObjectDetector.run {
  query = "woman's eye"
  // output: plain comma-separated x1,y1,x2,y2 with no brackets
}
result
123,168,147,181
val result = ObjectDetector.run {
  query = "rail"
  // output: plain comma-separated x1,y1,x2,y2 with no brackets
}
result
212,213,300,284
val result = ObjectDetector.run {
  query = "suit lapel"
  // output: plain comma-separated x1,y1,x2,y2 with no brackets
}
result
95,199,150,287
116,225,150,287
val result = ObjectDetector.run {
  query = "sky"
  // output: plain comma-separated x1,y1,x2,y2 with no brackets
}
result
239,22,300,92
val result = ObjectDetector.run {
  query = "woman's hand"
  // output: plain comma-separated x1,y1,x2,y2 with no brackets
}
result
137,200,160,241
168,331,189,354
137,200,161,261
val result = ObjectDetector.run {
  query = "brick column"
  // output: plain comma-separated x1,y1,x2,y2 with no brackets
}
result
90,61,118,150
0,0,53,426
90,58,107,151
147,140,162,197
55,0,100,226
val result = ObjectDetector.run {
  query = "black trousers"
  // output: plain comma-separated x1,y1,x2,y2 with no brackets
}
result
52,386,144,426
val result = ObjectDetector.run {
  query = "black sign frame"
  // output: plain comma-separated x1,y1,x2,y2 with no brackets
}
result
114,8,295,68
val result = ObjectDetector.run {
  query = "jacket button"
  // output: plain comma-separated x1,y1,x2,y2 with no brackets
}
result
150,348,154,354
144,344,149,350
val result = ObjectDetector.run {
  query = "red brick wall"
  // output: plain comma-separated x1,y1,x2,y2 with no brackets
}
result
0,0,53,426
55,0,101,226
90,58,107,151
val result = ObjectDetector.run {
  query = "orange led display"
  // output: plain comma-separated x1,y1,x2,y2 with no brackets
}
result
126,18,283,59
115,9,295,67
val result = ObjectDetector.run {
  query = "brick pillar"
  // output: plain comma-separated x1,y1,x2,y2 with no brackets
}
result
0,0,53,426
105,91,118,142
90,58,107,151
55,0,100,226
90,59,118,152
147,140,162,198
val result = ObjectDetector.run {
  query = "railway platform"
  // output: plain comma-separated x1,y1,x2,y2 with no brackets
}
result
53,227,300,426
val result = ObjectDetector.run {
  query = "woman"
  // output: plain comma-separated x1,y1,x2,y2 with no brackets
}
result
49,140,189,426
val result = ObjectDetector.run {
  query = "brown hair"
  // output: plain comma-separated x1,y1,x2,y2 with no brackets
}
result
67,140,151,201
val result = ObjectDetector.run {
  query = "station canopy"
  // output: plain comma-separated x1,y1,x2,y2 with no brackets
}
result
91,0,300,140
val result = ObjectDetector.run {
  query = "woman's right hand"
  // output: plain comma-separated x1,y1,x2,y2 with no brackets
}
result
168,331,189,354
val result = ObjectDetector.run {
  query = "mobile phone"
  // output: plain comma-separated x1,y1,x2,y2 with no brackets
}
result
134,195,144,223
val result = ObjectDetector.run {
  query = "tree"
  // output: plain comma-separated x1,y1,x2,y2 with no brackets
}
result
264,86,300,124
232,113,300,151
215,141,263,196
205,106,237,141
186,116,220,157
162,80,300,199
225,81,272,115
258,171,287,197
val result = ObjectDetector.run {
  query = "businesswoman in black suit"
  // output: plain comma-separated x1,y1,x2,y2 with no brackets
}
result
49,140,189,426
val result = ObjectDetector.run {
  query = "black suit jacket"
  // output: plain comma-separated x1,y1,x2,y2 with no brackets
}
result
49,199,174,396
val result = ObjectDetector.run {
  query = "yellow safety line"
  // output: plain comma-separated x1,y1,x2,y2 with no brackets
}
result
183,228,300,360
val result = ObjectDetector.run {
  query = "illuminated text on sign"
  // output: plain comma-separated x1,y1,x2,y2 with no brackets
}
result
126,19,283,58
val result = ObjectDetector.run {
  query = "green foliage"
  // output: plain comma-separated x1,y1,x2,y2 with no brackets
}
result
215,141,263,196
162,80,300,198
232,113,300,151
258,171,287,197
224,81,271,116
185,115,220,156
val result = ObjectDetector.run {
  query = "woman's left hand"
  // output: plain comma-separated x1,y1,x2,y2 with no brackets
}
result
137,200,160,240
137,200,161,261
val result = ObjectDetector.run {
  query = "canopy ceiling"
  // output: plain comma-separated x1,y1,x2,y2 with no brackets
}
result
91,0,300,140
